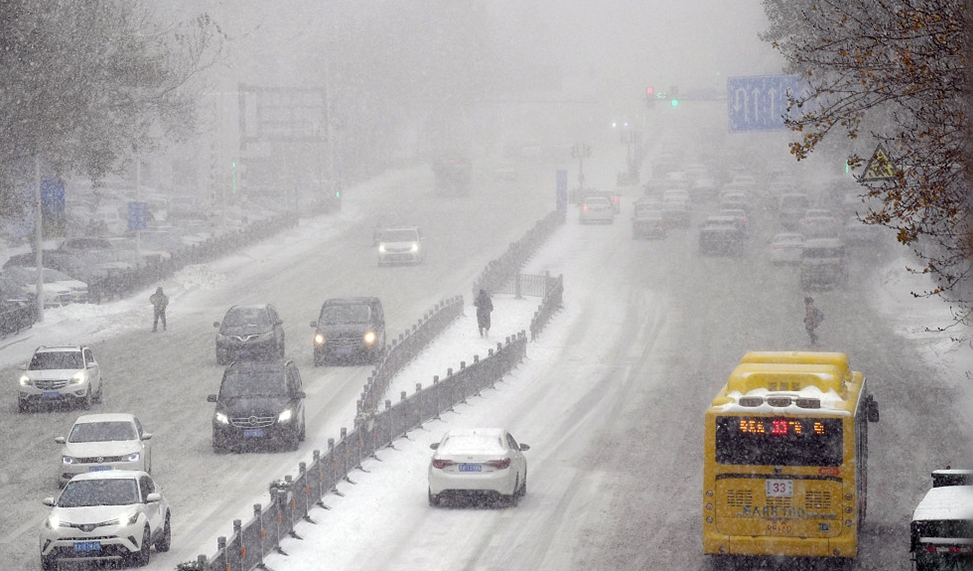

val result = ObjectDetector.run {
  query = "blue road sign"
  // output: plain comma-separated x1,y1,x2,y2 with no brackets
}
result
727,75,799,133
556,169,568,212
128,201,148,231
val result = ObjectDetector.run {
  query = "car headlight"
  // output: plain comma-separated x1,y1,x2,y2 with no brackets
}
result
46,515,60,529
363,331,376,345
19,375,32,387
410,244,419,252
314,333,325,345
69,372,85,385
378,245,386,253
215,412,229,424
125,452,141,462
278,409,293,422
62,456,76,465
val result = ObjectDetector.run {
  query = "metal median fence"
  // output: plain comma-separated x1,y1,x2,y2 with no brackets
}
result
357,296,464,415
472,209,564,298
187,332,529,571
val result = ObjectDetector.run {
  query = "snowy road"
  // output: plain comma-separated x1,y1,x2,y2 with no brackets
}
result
1,149,969,571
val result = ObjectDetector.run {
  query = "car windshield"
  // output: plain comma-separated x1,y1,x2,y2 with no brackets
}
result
69,421,137,443
322,304,370,324
29,351,83,370
220,371,287,398
58,478,140,507
380,230,418,242
223,308,271,328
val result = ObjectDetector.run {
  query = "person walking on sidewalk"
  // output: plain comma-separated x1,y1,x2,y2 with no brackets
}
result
474,289,494,337
804,296,824,345
150,287,169,332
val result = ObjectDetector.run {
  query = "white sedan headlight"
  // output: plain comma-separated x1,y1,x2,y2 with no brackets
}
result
278,409,293,423
363,331,376,345
410,244,419,252
378,245,387,253
215,412,229,424
314,333,325,345
125,452,141,462
68,372,86,385
46,515,61,529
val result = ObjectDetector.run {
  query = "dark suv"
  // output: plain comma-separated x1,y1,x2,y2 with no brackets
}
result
310,297,386,366
207,360,306,452
214,304,285,365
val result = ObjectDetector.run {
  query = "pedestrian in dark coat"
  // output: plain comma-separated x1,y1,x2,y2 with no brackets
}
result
474,289,493,337
150,287,168,332
804,296,823,345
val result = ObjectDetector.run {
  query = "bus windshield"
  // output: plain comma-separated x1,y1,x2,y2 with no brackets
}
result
715,417,844,466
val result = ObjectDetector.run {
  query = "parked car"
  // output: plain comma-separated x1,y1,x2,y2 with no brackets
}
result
579,195,615,224
18,346,102,412
207,359,307,452
55,413,152,486
768,233,805,265
39,471,170,569
311,297,386,365
1,267,88,308
428,428,529,506
800,238,848,289
214,304,285,365
800,209,840,238
699,216,744,256
377,226,424,266
632,203,667,239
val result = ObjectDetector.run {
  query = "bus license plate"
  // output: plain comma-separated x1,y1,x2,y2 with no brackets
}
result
766,479,793,497
74,541,101,552
458,464,481,472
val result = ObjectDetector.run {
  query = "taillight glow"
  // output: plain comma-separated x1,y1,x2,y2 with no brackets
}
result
583,206,590,211
485,458,511,469
432,459,455,469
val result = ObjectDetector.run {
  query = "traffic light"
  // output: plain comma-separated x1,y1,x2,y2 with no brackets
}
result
670,85,679,107
671,98,679,107
646,86,654,96
645,86,656,108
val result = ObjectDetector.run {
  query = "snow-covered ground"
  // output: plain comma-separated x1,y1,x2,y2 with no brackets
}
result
869,256,973,429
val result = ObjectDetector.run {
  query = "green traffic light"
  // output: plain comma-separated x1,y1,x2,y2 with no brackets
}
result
671,99,679,107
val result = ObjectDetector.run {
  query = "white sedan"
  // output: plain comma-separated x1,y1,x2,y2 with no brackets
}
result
769,233,805,265
579,196,615,224
55,413,153,487
428,428,529,506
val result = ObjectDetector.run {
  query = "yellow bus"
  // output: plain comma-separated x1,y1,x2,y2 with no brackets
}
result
703,351,880,563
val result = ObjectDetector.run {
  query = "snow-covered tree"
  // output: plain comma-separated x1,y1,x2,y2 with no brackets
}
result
0,0,222,206
762,0,972,316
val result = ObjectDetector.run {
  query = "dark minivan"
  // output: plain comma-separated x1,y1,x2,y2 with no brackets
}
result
214,304,285,365
207,360,306,452
310,297,386,366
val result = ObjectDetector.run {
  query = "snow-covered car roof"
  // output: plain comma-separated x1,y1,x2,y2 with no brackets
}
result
913,485,973,521
71,412,138,424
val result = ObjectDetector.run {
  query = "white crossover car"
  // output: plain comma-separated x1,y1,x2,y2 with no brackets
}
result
18,345,102,412
39,471,170,570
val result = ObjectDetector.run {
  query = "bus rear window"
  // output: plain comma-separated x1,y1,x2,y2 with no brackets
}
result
715,417,844,466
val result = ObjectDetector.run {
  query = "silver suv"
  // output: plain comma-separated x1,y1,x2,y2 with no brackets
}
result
19,346,102,412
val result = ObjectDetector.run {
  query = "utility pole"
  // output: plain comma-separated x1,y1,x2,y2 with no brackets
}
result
33,156,44,322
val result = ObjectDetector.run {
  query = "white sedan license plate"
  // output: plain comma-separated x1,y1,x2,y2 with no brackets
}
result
458,464,481,473
766,479,793,497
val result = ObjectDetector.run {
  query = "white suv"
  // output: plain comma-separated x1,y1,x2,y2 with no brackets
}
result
40,471,170,569
18,346,103,412
377,226,424,266
55,414,153,487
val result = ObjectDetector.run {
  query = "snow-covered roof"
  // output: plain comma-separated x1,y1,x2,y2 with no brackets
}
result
913,486,973,521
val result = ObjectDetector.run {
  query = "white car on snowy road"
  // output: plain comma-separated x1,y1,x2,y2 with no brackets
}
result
428,428,529,506
55,413,153,487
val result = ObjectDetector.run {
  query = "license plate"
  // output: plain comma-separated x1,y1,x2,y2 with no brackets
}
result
74,541,101,552
766,479,793,497
89,465,111,472
41,391,61,399
458,464,481,472
336,347,352,354
243,429,265,438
